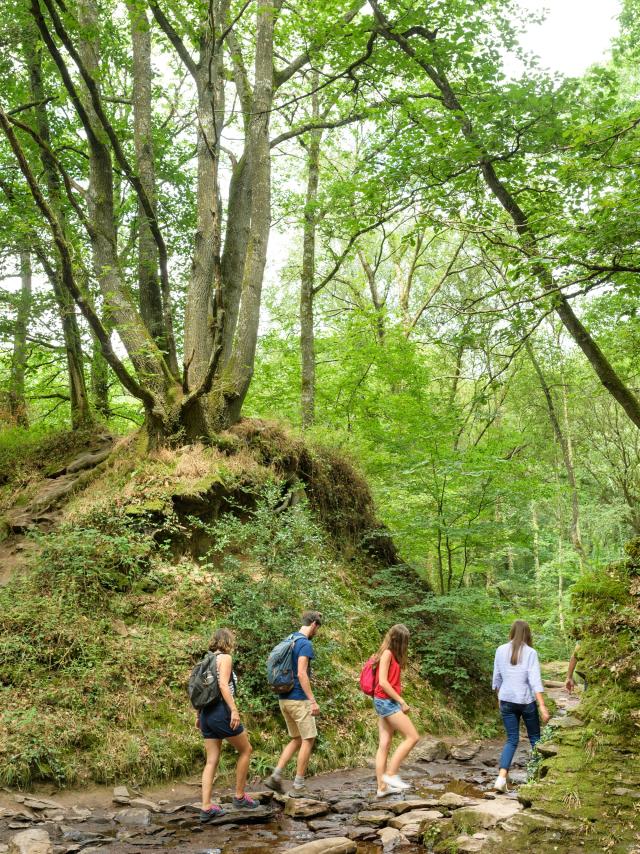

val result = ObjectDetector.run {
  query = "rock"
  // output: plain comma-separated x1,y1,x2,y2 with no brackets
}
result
452,833,494,852
285,839,356,854
536,742,559,757
344,825,375,841
8,829,53,854
377,826,411,850
452,799,522,831
70,806,92,819
129,798,161,812
388,798,441,814
413,736,449,762
437,792,478,809
0,844,8,854
20,798,64,812
330,799,367,814
449,741,482,761
114,808,151,826
388,808,443,831
284,798,330,818
308,819,345,832
112,786,131,801
355,809,394,827
552,715,583,728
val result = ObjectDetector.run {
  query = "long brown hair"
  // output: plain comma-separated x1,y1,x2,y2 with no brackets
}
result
509,620,533,665
373,624,410,669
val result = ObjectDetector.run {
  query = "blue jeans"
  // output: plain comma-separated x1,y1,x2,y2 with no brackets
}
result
498,700,540,771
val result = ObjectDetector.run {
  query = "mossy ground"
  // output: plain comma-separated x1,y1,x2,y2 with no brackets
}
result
0,424,472,790
484,539,640,854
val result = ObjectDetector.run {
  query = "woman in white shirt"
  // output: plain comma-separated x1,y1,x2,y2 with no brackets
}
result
492,620,550,792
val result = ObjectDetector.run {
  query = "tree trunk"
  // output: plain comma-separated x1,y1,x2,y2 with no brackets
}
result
222,0,276,426
525,338,585,559
359,249,385,342
24,29,93,429
532,502,541,598
90,327,111,419
128,3,177,376
300,78,321,428
9,250,32,427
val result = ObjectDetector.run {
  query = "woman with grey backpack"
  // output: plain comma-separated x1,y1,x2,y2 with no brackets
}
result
191,628,259,822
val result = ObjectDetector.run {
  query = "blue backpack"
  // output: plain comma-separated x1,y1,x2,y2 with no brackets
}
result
266,633,300,694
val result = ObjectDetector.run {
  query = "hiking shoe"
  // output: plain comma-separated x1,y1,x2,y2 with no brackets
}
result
263,773,284,793
493,775,508,793
288,784,310,798
382,773,411,791
232,794,260,810
199,804,225,823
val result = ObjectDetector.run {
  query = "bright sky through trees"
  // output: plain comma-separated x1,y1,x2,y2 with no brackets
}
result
519,0,621,75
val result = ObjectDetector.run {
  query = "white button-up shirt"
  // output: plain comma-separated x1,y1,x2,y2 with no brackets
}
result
492,642,543,704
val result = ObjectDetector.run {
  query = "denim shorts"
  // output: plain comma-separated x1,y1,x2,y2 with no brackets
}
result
374,698,402,717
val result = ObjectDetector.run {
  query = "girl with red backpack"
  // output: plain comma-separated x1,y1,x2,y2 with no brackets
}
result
365,624,420,797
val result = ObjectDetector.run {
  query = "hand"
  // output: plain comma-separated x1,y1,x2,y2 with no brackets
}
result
310,701,320,716
401,701,410,714
230,708,241,729
565,678,575,693
539,705,550,724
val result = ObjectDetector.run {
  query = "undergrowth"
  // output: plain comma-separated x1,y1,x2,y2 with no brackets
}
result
0,440,476,789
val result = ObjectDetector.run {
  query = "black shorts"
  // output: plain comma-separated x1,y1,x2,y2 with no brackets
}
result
200,701,244,740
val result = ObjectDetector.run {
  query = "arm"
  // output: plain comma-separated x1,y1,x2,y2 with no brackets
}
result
298,656,320,715
377,650,409,712
217,654,240,729
492,649,502,705
529,651,550,724
565,654,578,693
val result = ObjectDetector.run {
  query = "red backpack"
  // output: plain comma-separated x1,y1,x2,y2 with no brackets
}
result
359,656,378,696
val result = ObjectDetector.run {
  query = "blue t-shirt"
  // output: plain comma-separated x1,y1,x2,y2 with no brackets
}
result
281,632,315,701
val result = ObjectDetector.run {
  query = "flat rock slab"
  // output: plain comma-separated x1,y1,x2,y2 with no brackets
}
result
552,715,583,728
449,741,482,761
413,736,449,762
536,742,559,757
285,838,357,854
388,808,444,830
355,809,395,827
18,798,65,812
453,832,500,852
388,798,441,815
452,798,522,831
437,792,480,809
285,797,330,818
330,799,367,814
199,804,276,825
8,829,53,854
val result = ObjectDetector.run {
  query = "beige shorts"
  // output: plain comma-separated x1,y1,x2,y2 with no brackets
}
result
279,699,317,740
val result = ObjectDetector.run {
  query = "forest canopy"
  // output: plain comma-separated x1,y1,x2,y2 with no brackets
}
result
0,0,638,632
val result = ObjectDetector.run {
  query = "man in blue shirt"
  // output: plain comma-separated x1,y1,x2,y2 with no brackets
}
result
264,611,322,796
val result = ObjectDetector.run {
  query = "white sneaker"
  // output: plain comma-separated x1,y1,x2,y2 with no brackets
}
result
382,773,411,791
376,785,402,798
493,775,508,792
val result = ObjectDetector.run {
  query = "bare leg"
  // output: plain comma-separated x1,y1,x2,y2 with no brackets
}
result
386,711,420,777
375,716,394,790
296,737,316,778
202,739,222,809
274,736,302,772
227,731,253,798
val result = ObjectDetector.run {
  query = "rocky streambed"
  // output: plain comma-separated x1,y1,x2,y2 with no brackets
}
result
0,682,583,854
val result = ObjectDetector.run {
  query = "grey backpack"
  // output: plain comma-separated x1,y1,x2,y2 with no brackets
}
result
188,652,220,710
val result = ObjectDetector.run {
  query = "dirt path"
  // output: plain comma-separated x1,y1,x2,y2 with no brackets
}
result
0,681,579,854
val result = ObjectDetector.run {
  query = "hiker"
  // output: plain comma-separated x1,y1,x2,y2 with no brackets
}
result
264,611,322,796
371,623,420,798
196,628,259,821
565,641,587,692
492,619,550,792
